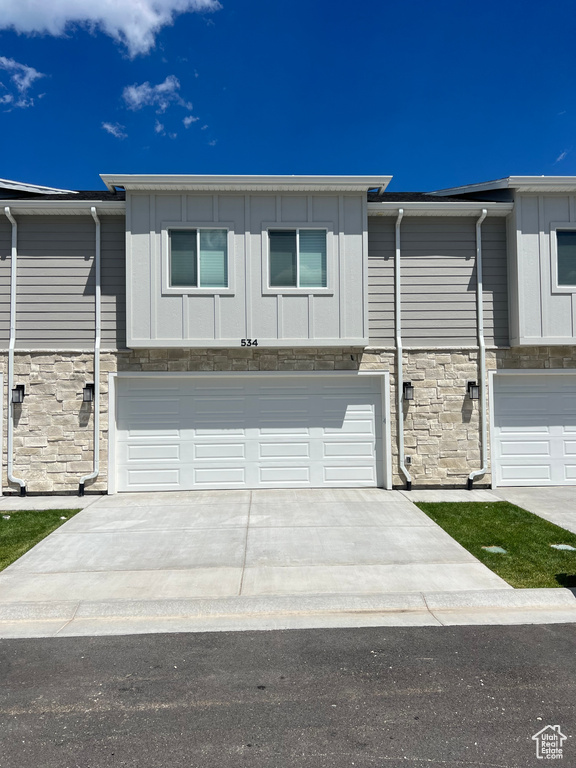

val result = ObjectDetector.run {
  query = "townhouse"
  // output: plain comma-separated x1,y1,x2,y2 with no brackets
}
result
0,173,575,495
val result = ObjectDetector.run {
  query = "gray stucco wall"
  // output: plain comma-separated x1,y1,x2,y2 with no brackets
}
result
0,214,126,350
367,216,509,347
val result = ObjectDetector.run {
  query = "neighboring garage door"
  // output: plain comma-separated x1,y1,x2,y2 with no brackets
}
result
115,375,383,491
493,374,576,486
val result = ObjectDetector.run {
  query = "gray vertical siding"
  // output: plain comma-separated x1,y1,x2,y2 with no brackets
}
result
368,216,509,347
0,214,126,349
127,192,367,347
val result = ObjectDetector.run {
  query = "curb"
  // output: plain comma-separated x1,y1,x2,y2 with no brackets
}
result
1,589,576,638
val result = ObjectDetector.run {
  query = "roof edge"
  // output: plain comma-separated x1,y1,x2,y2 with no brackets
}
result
101,174,393,193
0,177,78,195
367,201,513,216
432,176,576,195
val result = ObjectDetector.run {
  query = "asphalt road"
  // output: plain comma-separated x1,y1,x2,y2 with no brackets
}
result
1,624,575,768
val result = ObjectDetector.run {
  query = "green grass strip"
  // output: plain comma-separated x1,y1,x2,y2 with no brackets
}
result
0,508,81,571
416,501,576,589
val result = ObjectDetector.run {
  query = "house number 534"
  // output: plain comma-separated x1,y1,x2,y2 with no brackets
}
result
240,339,258,347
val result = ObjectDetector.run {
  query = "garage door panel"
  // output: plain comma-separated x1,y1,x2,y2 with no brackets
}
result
116,375,383,491
124,468,181,488
323,442,374,458
259,467,311,484
494,374,576,486
259,442,310,458
127,444,181,462
499,440,551,457
324,465,377,483
194,443,246,460
500,464,552,482
497,421,552,433
194,467,246,485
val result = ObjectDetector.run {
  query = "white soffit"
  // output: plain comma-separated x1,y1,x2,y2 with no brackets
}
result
433,176,576,195
0,177,77,195
367,201,513,216
101,174,393,193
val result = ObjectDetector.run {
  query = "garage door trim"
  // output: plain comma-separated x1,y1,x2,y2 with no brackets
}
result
108,370,392,494
489,369,576,489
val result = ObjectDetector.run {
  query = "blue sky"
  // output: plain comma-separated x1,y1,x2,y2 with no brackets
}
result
0,0,575,191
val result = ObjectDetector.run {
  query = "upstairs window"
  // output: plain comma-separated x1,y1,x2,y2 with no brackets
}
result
170,228,228,288
557,230,576,287
269,229,327,288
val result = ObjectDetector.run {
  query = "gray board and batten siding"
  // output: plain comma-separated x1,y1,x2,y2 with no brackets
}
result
367,216,509,347
0,215,126,350
511,193,576,345
126,192,367,348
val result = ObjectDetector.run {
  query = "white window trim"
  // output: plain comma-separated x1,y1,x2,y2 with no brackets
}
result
161,221,235,295
261,222,335,296
550,222,576,294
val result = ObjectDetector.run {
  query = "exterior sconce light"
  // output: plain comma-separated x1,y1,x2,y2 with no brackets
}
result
467,381,480,400
403,381,414,401
82,383,95,403
11,384,25,404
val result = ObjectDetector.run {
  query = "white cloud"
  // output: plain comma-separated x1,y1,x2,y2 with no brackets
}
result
183,115,198,127
555,150,569,163
154,119,165,134
208,139,217,146
102,121,127,139
0,0,222,58
123,75,192,113
0,56,44,108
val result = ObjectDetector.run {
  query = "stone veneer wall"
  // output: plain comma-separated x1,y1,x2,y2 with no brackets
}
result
2,345,576,493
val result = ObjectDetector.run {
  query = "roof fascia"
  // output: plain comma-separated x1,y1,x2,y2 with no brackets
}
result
101,174,392,193
430,178,511,196
4,201,125,215
0,178,77,195
367,201,513,216
432,176,576,196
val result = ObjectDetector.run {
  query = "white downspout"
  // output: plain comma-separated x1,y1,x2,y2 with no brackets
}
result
79,207,101,495
395,208,411,490
4,207,26,495
468,209,488,489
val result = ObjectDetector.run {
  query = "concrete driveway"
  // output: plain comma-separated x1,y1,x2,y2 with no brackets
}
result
494,486,576,534
0,488,508,604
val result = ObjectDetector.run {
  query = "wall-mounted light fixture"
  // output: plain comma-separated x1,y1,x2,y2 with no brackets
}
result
82,383,95,403
403,381,414,401
467,381,480,400
11,384,25,404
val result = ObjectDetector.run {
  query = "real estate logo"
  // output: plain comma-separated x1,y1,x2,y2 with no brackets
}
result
532,725,567,760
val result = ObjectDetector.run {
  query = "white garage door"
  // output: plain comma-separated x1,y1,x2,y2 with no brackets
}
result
115,375,383,492
493,374,576,486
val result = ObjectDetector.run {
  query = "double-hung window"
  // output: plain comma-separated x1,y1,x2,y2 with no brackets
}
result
170,228,228,288
269,229,327,288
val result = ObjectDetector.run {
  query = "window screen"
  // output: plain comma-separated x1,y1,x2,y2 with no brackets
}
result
269,230,297,287
170,230,197,287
